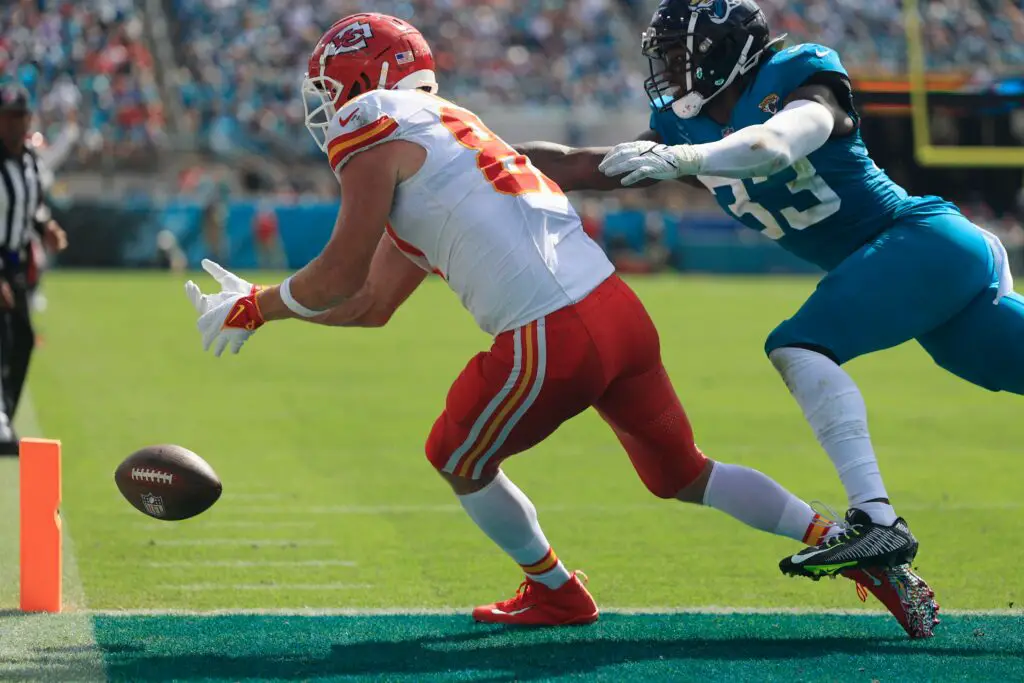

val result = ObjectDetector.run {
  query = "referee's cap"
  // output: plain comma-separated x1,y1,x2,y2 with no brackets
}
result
0,83,30,114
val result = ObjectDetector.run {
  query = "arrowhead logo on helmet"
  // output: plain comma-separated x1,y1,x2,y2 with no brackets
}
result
323,21,374,56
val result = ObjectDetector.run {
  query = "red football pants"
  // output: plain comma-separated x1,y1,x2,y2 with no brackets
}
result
426,275,707,498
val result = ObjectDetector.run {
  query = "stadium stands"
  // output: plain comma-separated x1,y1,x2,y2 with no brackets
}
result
0,0,164,166
5,0,1023,271
7,0,1024,164
761,0,1024,75
168,0,636,156
166,0,1024,156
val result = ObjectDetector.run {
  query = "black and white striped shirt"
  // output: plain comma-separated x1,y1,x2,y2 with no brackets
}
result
0,143,47,257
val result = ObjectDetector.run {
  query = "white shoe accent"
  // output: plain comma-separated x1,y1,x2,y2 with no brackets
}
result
791,546,835,564
491,606,533,617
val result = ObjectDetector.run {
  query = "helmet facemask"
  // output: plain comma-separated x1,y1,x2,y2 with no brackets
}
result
302,74,345,152
301,65,439,153
642,14,784,119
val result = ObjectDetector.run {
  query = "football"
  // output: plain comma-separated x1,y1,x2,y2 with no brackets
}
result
114,444,222,521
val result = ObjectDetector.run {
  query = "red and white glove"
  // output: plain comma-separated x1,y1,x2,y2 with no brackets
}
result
184,259,265,357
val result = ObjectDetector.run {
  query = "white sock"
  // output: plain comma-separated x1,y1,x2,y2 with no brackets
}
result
458,471,571,589
769,347,897,525
703,462,837,544
856,501,898,526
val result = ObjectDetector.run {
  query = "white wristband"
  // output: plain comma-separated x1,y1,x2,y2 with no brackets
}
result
280,276,328,318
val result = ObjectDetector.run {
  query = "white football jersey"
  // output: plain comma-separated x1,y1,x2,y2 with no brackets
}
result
324,89,614,336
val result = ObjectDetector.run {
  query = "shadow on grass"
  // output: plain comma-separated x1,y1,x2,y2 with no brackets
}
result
4,613,1022,682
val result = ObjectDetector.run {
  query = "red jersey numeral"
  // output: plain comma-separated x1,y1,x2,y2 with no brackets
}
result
439,107,563,197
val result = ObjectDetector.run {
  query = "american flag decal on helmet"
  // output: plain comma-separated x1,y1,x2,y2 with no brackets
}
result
395,50,414,65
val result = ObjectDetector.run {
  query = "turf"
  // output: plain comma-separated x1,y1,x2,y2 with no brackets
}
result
23,271,1024,612
80,613,1024,682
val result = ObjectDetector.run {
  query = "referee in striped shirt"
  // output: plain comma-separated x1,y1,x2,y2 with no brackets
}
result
0,83,68,455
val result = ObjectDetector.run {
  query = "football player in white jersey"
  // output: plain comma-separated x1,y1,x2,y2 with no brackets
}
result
185,13,859,627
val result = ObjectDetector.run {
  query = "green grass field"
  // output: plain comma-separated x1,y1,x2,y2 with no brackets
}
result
2,271,1022,681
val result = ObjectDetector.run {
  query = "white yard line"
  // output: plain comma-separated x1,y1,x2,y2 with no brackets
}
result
145,538,336,546
155,584,374,591
219,501,1024,516
83,606,1024,617
144,560,357,568
132,520,315,530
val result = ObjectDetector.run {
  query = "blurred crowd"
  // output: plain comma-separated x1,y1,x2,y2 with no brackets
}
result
169,0,634,158
4,0,1024,169
760,0,1024,77
165,0,1024,158
1,0,164,167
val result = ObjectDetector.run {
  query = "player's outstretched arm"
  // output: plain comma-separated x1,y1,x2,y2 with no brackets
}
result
516,130,701,190
308,236,428,328
514,141,642,191
182,140,426,355
257,140,424,322
600,99,836,185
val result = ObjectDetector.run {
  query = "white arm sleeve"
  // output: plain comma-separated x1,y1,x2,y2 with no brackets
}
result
693,99,835,179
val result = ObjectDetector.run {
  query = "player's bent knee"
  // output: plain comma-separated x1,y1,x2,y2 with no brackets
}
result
437,469,494,495
635,446,709,500
644,478,683,500
764,324,800,359
673,459,715,504
426,421,500,494
921,343,1006,394
767,341,841,367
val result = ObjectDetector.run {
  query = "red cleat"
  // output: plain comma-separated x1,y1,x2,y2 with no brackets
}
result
842,565,940,639
472,571,599,626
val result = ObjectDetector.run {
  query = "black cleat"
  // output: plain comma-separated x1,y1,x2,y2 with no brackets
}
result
780,508,918,579
0,435,18,457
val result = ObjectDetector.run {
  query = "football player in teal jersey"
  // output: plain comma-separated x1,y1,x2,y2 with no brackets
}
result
509,0,1024,638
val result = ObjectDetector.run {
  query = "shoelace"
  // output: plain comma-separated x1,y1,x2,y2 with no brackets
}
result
808,500,853,547
825,524,864,548
810,500,842,526
505,570,589,609
809,501,868,549
507,580,534,608
809,501,872,602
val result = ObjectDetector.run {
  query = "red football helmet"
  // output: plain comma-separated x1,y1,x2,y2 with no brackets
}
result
302,13,438,151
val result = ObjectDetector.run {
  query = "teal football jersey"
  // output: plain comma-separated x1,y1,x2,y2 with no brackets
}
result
650,43,961,271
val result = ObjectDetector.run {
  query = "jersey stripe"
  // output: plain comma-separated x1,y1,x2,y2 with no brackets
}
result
385,223,446,279
441,327,525,475
328,116,399,170
470,317,546,478
453,321,536,477
385,223,424,258
447,320,544,478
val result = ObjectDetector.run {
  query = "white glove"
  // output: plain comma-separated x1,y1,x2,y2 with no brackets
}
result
184,259,265,357
598,141,703,186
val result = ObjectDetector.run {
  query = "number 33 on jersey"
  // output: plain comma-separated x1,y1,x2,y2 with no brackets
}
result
323,88,611,336
652,43,915,271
